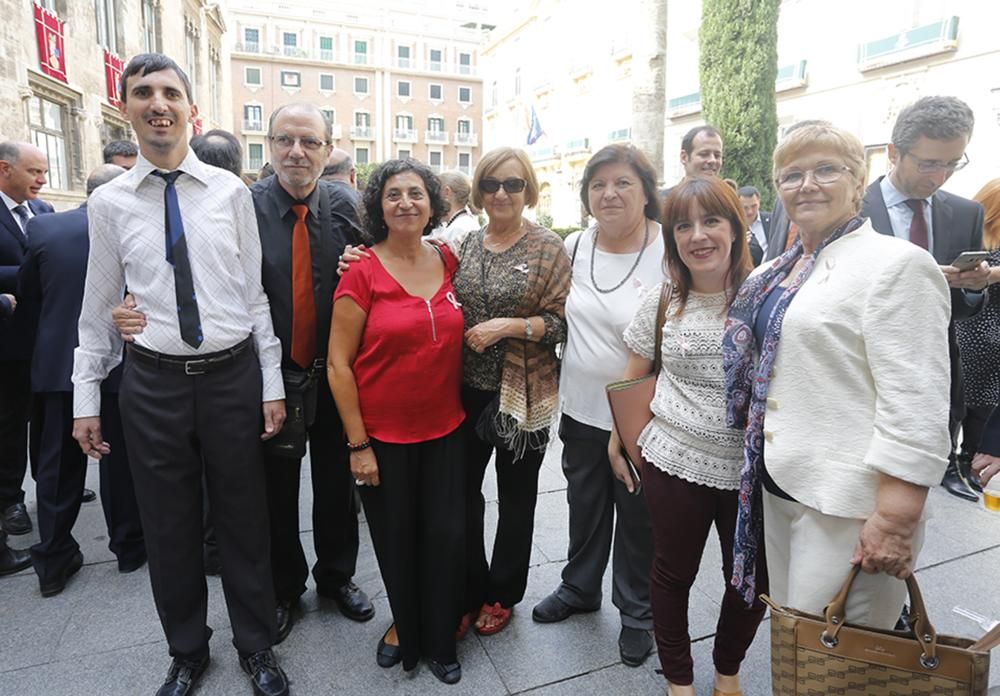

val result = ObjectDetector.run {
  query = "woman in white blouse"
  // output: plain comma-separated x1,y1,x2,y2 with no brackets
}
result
531,145,662,667
610,176,759,696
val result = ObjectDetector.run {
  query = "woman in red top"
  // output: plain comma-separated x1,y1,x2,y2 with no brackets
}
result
328,159,466,685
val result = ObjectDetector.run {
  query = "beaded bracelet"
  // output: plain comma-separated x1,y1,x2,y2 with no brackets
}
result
347,438,371,452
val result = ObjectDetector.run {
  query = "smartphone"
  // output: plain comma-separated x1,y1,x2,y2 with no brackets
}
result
620,447,643,495
951,251,990,271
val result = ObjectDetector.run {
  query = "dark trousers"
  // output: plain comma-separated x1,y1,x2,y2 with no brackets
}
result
361,429,465,669
118,347,277,660
0,360,31,508
28,392,86,583
97,394,145,566
961,403,995,457
462,386,544,613
264,384,358,602
557,415,653,629
643,467,766,686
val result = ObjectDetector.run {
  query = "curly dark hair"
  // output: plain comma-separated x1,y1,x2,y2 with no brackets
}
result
360,159,448,244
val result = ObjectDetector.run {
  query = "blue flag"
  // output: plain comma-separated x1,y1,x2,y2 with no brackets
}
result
527,105,544,145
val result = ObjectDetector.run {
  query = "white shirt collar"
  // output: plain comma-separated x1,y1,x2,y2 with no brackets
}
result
128,148,211,191
881,174,933,211
0,190,26,213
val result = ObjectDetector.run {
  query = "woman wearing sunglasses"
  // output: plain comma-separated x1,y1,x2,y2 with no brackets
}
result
453,147,571,637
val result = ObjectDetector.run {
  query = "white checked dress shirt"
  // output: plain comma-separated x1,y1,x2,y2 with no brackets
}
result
72,149,284,418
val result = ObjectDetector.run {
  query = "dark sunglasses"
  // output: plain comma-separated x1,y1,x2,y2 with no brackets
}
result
479,177,527,194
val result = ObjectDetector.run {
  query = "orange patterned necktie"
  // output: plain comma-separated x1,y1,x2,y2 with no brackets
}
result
291,204,316,368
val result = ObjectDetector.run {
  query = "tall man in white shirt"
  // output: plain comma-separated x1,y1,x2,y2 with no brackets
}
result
862,96,989,502
71,54,290,696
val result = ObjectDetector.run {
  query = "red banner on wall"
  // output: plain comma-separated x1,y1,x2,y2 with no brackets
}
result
33,3,67,84
104,49,125,107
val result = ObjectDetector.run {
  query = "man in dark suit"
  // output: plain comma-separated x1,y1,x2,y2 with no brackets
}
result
0,141,54,536
0,293,31,576
737,185,771,265
861,96,989,501
18,164,146,596
972,406,1000,491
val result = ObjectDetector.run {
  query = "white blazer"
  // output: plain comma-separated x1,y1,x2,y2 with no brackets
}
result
762,220,951,519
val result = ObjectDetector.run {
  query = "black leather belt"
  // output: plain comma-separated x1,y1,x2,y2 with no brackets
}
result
126,337,253,375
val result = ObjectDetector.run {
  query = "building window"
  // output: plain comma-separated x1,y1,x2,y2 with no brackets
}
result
429,48,443,71
243,104,263,130
185,23,198,97
321,108,335,125
209,51,221,122
355,146,369,165
96,0,120,54
282,32,298,56
429,84,442,101
281,71,301,88
458,87,471,104
428,116,444,132
355,112,371,128
248,142,264,171
457,119,471,135
354,76,369,95
397,81,410,98
28,95,69,191
459,52,472,75
397,45,411,68
395,114,413,131
354,40,368,65
142,0,161,53
319,35,334,61
245,67,262,86
429,150,442,172
243,27,259,53
458,152,471,174
319,74,335,92
398,148,411,159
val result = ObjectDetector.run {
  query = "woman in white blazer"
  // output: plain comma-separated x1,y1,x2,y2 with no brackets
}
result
722,123,951,629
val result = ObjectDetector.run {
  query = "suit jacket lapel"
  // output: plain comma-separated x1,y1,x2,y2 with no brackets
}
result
864,177,894,237
931,190,954,265
0,204,27,252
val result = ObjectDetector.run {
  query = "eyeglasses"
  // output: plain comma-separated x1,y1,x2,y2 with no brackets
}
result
903,152,969,174
268,135,328,151
775,164,851,191
479,177,527,194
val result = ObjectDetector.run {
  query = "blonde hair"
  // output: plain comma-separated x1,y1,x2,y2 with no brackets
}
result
471,147,539,210
973,178,1000,250
438,170,480,214
773,124,866,213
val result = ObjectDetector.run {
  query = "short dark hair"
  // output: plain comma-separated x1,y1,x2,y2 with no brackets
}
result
102,140,138,163
580,144,660,221
322,155,353,178
681,125,722,155
361,159,447,245
190,130,243,177
891,96,975,153
119,53,193,103
737,185,760,199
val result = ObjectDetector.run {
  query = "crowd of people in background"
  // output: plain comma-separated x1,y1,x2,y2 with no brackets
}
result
0,51,998,696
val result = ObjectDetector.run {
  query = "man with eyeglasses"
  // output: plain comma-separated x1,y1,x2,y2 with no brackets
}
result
862,95,989,502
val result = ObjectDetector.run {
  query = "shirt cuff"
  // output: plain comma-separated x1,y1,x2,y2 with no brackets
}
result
73,382,103,419
261,366,286,402
864,430,948,488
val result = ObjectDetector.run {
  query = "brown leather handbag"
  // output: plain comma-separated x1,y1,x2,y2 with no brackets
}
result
606,283,671,479
763,566,993,695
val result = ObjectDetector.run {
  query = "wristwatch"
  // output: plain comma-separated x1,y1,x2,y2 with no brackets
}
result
523,318,534,339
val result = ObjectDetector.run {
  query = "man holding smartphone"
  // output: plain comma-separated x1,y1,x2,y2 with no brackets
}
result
862,95,989,501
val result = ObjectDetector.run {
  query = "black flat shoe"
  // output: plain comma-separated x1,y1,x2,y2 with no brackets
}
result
239,649,289,696
531,592,599,623
39,550,84,597
81,488,97,503
376,628,402,668
275,598,299,644
319,580,375,622
428,660,462,684
618,626,653,667
155,653,209,696
2,503,31,535
941,461,978,502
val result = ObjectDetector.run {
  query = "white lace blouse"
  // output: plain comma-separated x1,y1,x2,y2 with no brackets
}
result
623,284,743,490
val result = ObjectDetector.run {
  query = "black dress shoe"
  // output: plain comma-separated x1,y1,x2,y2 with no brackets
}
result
531,592,599,623
203,547,222,577
941,461,979,502
239,649,289,696
618,626,654,667
119,551,147,574
275,598,299,644
958,454,984,493
81,488,97,503
0,543,31,576
428,659,462,684
320,580,374,622
156,654,209,696
2,503,31,535
39,550,84,597
376,628,402,668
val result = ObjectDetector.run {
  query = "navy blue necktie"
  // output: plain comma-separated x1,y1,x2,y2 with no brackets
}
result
11,205,28,235
151,170,203,348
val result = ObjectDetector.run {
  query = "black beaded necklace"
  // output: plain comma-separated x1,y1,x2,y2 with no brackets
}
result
589,220,650,294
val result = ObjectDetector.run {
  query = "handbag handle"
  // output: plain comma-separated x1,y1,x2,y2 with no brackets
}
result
652,282,672,374
822,566,940,668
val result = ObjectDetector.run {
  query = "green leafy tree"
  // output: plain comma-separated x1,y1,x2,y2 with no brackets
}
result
700,0,781,208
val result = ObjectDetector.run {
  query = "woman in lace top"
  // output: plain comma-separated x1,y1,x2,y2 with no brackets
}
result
611,177,760,696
